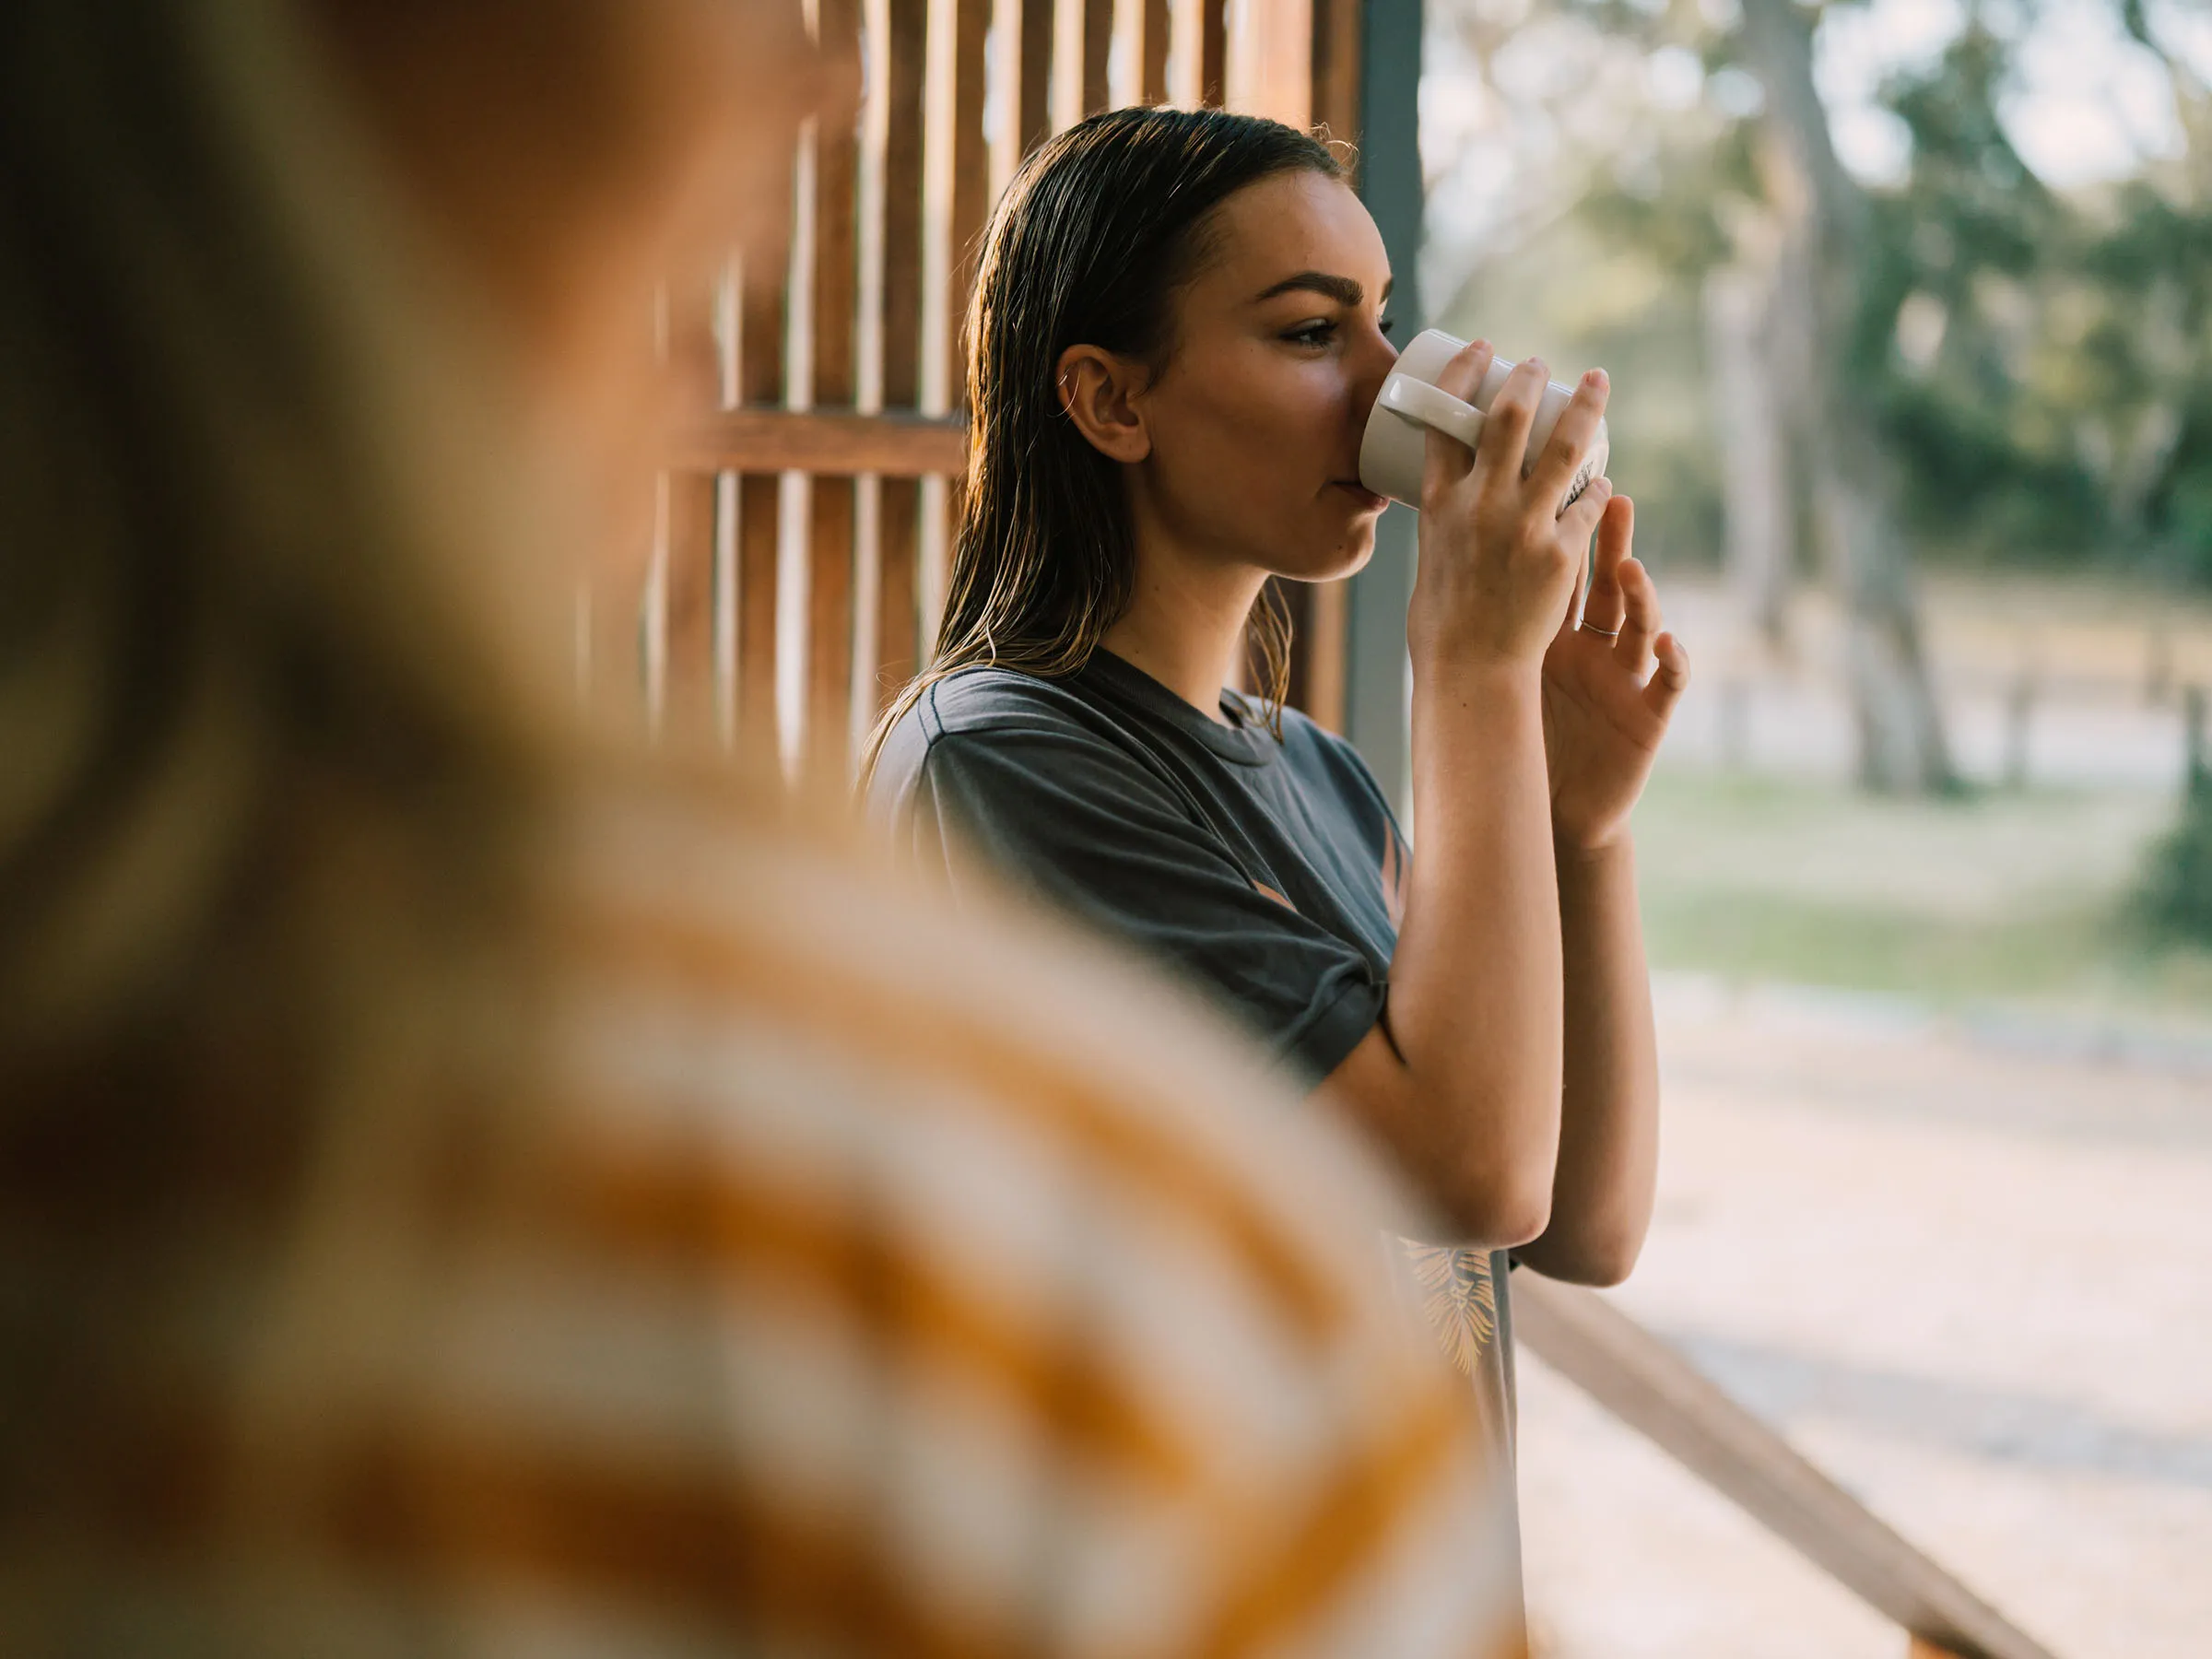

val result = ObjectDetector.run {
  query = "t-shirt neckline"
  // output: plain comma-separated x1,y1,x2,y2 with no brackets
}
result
1082,649,1277,766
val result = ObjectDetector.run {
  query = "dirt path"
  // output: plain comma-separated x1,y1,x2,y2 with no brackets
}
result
1518,979,2212,1659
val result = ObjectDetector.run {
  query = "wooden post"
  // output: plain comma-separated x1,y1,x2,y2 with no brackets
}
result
1340,0,1420,806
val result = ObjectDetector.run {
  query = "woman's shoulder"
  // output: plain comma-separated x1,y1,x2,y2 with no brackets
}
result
900,665,1107,741
873,665,1143,796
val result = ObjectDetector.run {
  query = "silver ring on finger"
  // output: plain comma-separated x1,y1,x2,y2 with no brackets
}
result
1582,623,1621,640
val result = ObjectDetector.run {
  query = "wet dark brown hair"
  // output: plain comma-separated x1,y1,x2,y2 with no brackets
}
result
865,106,1341,775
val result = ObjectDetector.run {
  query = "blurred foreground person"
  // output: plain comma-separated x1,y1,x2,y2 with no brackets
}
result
0,1,1520,1654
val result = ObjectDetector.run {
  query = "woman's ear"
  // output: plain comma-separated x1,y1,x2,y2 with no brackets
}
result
1055,344,1152,464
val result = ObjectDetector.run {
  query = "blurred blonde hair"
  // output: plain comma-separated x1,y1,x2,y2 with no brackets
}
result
0,0,566,1077
0,0,586,1547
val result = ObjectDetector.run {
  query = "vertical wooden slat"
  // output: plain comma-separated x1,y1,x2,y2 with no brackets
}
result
737,263,785,753
1228,0,1311,125
809,0,864,777
875,0,929,715
1018,0,1055,153
949,0,992,394
1291,581,1347,731
711,271,740,746
1311,0,1360,144
661,277,722,743
1081,0,1112,114
939,0,993,614
662,470,719,737
1201,0,1227,106
1142,0,1171,106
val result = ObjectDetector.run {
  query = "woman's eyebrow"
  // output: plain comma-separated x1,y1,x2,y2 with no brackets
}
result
1252,270,1390,308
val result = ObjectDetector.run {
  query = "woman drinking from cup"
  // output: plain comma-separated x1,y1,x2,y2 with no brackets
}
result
869,106,1691,1455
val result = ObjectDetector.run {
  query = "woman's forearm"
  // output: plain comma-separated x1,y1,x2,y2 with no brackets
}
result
1318,345,1613,1246
1514,836,1659,1283
1339,656,1565,1244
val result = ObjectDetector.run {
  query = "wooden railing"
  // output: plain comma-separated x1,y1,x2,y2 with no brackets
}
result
1513,1277,2059,1659
668,408,966,480
631,2,2067,1654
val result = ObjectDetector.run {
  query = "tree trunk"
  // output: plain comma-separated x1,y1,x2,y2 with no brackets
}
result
1704,258,1794,649
1740,0,1955,793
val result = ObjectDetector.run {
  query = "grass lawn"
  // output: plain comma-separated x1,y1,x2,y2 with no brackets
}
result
1632,767,2212,1031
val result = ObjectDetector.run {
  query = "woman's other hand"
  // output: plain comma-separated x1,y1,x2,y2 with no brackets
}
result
1407,343,1615,674
1541,494,1690,852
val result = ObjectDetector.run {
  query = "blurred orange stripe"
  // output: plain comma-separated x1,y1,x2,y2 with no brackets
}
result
560,903,1347,1341
541,1124,1201,1489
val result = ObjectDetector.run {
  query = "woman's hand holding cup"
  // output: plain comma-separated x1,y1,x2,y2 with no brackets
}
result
1406,338,1615,676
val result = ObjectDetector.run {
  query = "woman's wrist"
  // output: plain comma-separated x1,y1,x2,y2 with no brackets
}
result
1554,828,1634,880
1409,641,1545,703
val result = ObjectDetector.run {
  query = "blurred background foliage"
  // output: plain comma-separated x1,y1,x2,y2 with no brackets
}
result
1423,0,2212,584
1417,0,2212,960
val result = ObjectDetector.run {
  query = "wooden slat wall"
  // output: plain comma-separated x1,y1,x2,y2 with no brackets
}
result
636,0,1362,773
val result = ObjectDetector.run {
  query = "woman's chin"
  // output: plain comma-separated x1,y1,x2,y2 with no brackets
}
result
1273,523,1377,585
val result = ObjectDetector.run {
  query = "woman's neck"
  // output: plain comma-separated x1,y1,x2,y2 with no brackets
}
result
1100,519,1268,723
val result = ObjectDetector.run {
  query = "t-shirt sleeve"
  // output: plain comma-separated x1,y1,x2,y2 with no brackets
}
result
901,726,1385,1081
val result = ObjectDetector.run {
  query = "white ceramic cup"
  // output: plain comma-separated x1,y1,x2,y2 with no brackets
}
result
1359,328,1609,514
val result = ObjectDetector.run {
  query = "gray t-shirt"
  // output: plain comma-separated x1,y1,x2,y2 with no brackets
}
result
870,649,1523,1502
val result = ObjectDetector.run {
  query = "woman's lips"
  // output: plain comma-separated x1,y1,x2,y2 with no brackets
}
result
1335,480,1388,512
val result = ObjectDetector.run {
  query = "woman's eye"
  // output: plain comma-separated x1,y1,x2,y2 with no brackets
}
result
1380,316,1396,337
1284,320,1337,347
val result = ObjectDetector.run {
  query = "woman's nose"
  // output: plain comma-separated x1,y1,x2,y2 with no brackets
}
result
1351,323,1400,429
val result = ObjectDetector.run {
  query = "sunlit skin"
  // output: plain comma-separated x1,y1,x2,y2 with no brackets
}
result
1062,170,1690,1278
